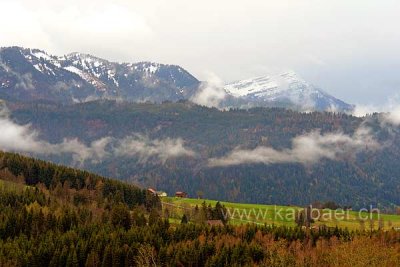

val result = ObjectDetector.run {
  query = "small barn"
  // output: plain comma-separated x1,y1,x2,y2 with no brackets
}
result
175,191,188,198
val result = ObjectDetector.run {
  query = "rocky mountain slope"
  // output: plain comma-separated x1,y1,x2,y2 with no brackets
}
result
0,46,200,103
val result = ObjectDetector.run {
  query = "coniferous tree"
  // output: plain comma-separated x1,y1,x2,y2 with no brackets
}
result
181,214,189,224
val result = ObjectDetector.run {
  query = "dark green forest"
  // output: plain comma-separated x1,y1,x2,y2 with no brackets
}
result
6,100,400,209
1,151,399,266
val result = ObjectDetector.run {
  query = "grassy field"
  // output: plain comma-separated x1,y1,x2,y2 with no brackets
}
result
162,197,400,230
0,179,26,191
2,178,399,230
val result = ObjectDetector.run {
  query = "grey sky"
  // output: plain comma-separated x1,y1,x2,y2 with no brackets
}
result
1,0,399,106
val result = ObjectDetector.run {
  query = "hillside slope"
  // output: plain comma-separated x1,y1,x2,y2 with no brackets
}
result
4,100,400,210
1,151,400,266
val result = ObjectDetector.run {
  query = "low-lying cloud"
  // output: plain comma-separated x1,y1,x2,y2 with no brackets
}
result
0,106,194,165
113,134,195,164
208,126,379,167
190,72,227,108
380,106,400,126
352,97,400,127
2,101,399,169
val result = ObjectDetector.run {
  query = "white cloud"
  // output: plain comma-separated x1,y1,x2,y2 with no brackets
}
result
190,72,227,108
0,105,194,165
0,0,155,60
352,96,400,126
114,134,195,163
0,108,113,164
208,126,379,167
381,106,400,126
0,1,52,49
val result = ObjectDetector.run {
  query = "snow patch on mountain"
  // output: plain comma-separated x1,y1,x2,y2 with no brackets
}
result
224,71,353,112
22,49,61,69
31,50,53,62
64,66,84,77
144,63,160,74
225,71,312,98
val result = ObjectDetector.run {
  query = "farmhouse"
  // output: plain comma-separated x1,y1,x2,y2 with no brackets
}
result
175,191,188,198
147,188,167,197
156,191,167,197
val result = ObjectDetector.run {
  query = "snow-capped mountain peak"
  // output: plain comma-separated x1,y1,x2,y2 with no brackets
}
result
225,71,310,97
224,71,353,112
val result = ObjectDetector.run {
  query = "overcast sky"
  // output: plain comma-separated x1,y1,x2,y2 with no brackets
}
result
1,0,400,106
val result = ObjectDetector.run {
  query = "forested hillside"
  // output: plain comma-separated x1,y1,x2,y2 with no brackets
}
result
4,100,400,210
0,151,154,208
1,151,400,266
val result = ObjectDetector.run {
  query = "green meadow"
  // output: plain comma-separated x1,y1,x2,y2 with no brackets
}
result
163,197,400,230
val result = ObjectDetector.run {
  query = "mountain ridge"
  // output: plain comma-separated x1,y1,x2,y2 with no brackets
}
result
0,46,352,112
0,46,200,103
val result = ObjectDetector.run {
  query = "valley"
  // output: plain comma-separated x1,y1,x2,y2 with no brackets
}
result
2,1,400,265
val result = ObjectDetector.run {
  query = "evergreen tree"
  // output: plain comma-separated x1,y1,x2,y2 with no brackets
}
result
181,214,189,224
101,245,113,267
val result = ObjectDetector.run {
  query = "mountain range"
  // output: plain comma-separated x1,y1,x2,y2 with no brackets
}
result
0,46,352,112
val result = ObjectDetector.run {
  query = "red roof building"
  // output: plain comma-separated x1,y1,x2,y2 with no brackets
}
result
147,188,156,195
175,191,188,198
